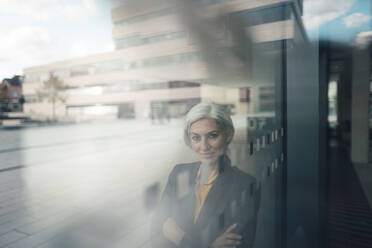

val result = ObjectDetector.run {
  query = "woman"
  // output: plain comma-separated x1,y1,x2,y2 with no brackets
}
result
151,102,260,248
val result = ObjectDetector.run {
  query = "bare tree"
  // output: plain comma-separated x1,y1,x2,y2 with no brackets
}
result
36,73,67,121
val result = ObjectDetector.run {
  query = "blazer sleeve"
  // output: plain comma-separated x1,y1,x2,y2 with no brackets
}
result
241,183,261,248
151,165,201,248
151,167,177,248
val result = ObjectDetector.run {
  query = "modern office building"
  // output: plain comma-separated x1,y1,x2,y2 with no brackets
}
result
23,0,303,121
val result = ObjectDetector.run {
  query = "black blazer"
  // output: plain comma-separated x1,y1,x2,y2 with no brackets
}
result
151,157,260,248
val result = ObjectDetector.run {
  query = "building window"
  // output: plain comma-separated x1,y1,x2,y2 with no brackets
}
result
70,65,93,77
201,0,231,5
93,60,124,73
12,90,18,98
240,88,250,102
169,81,200,88
67,105,118,116
230,5,292,27
25,72,50,83
25,73,39,83
259,86,275,112
53,69,71,79
114,7,176,26
25,52,200,81
115,31,186,50
115,34,143,49
66,86,103,96
24,95,38,103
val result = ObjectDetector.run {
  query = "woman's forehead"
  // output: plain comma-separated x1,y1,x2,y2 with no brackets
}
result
190,118,221,132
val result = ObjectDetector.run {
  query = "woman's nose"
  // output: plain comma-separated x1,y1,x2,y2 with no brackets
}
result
200,138,210,150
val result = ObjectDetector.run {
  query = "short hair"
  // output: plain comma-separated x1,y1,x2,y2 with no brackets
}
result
184,102,235,147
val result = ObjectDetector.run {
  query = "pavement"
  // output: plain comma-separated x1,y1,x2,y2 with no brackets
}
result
0,119,195,248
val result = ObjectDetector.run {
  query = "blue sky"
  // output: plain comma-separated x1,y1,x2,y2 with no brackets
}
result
303,0,372,42
0,0,114,79
0,0,371,80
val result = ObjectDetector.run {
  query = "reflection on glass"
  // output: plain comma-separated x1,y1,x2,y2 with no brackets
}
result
328,80,338,130
0,0,322,247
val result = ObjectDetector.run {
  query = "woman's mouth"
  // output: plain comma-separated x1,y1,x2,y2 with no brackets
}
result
200,152,213,156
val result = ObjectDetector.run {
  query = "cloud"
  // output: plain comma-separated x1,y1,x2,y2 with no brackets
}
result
0,24,114,79
63,0,98,19
0,26,61,79
0,0,111,80
303,0,356,30
343,13,372,28
68,41,115,59
354,30,372,48
69,42,99,58
0,0,98,21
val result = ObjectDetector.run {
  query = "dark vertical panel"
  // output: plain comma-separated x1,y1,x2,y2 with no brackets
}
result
286,39,320,248
318,40,329,248
281,39,288,248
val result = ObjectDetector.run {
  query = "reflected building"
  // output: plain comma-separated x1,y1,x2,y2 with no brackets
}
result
0,75,24,112
23,0,303,122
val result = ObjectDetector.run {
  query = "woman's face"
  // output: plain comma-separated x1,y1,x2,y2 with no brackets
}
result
189,118,227,165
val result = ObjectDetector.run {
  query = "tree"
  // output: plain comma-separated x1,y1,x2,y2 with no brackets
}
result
36,73,67,121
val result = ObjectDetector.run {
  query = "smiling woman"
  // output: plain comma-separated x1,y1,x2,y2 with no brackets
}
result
151,102,260,248
185,103,234,167
189,118,227,165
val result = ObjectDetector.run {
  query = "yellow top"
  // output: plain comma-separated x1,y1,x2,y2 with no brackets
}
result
193,166,219,223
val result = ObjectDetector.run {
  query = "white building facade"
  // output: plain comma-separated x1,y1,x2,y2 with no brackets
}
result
23,0,304,121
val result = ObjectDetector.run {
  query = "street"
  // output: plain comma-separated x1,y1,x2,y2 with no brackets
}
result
0,120,196,248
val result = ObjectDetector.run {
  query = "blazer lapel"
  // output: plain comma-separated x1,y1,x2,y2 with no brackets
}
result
194,163,234,230
177,163,200,229
189,162,201,187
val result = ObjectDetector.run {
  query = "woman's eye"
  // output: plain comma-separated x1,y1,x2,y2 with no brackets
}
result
208,133,219,139
191,136,200,142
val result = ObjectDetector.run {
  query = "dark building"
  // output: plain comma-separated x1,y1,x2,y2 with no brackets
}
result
0,75,24,112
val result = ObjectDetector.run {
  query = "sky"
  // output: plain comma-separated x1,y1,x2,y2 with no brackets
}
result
0,0,371,80
303,0,372,43
0,0,115,79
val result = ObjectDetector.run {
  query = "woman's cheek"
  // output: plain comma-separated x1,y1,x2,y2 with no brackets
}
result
215,138,225,148
191,143,199,152
217,139,227,153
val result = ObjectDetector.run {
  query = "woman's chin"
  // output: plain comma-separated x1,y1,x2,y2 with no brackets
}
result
199,158,218,166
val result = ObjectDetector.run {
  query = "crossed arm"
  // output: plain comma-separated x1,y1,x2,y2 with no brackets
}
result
151,168,260,248
163,218,242,248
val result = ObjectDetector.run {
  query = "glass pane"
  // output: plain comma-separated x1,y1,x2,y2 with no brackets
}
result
3,0,356,247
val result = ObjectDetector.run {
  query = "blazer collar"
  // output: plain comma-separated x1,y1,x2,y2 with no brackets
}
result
189,162,201,187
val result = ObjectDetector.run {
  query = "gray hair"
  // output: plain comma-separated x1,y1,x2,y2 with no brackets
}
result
184,102,235,147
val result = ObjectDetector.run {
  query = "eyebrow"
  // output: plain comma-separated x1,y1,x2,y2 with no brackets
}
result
190,130,220,135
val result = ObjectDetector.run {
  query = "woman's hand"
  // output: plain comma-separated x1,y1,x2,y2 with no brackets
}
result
211,223,242,248
162,217,185,246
